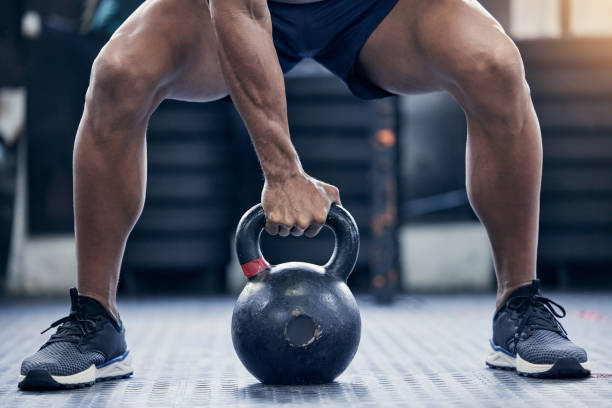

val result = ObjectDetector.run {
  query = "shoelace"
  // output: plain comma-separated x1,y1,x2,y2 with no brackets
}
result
40,313,98,346
506,295,567,339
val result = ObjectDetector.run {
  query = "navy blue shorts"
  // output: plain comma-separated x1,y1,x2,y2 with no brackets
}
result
269,0,399,99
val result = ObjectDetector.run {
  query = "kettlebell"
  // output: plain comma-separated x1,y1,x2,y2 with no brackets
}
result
231,203,361,385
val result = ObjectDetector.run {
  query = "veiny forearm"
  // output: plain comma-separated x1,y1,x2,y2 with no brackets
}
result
210,0,302,181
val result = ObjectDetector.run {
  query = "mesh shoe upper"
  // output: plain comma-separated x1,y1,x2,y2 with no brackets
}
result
21,342,105,376
516,330,587,364
492,279,588,365
20,288,127,377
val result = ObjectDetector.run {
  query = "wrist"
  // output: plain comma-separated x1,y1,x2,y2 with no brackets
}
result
263,158,305,184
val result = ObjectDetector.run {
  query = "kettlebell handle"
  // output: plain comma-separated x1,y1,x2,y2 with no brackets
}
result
235,203,360,281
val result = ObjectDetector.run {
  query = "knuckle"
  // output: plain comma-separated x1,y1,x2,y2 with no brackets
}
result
314,212,327,224
297,217,310,229
268,213,281,224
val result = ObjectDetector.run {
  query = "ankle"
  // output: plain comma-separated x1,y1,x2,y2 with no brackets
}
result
76,289,120,323
495,279,534,311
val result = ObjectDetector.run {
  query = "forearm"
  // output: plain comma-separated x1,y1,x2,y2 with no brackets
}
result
210,0,301,181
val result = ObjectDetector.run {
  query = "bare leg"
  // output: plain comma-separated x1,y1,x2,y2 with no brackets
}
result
359,0,541,309
74,0,227,319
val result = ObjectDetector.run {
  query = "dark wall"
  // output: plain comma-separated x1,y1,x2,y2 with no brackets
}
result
26,30,101,234
521,38,612,286
399,37,612,286
399,92,474,223
0,0,25,86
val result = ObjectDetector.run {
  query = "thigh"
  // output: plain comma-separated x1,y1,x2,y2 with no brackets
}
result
99,0,227,103
358,0,516,97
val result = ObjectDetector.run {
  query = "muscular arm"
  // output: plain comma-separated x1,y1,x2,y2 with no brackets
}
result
210,0,339,237
210,0,298,181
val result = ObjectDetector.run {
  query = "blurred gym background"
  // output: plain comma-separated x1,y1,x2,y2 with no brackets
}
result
1,0,612,302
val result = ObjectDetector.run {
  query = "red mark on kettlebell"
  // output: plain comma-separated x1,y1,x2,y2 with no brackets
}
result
241,257,270,278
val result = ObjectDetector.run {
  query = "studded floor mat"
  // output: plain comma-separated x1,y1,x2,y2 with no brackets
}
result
1,293,611,407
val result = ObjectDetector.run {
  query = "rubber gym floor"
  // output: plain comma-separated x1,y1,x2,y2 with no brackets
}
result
1,293,610,407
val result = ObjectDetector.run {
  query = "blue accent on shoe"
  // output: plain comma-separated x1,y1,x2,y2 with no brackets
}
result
489,339,515,357
96,350,129,369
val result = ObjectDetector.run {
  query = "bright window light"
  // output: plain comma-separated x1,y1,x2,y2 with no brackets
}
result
510,0,562,39
570,0,612,36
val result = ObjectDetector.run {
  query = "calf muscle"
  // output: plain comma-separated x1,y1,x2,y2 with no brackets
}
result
359,0,542,308
75,0,227,316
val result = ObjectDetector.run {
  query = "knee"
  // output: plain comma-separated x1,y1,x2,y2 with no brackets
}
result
456,37,531,124
474,39,526,93
85,48,160,128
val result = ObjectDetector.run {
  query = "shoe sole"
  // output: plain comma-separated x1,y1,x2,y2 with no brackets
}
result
486,343,591,378
18,350,133,390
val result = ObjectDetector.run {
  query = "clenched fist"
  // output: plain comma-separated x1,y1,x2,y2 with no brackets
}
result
262,173,341,238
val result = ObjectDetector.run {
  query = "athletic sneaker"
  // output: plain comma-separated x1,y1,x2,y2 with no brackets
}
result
486,279,590,378
18,288,133,390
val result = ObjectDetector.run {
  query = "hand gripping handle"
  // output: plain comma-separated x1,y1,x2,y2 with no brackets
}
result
235,203,360,281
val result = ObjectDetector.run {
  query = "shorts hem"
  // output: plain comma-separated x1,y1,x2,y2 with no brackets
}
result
341,0,400,100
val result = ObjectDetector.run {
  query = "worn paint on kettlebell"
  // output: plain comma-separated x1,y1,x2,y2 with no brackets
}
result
231,204,361,385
